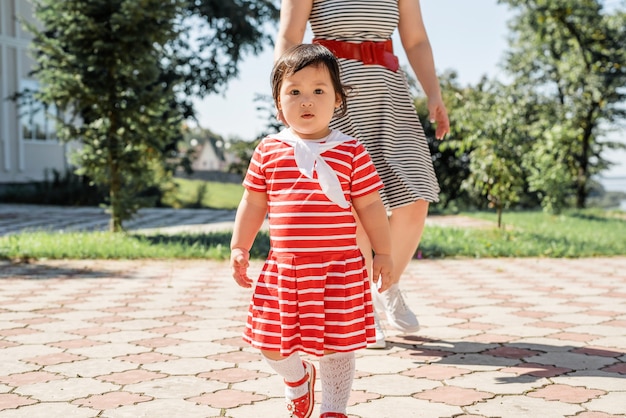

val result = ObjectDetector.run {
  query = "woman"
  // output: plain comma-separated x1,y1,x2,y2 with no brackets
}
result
275,0,450,348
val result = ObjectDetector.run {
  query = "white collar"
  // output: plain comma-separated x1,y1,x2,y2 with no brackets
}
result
271,128,353,208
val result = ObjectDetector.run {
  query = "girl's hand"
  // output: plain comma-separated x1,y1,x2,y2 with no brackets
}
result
230,248,252,288
371,253,393,293
428,96,450,140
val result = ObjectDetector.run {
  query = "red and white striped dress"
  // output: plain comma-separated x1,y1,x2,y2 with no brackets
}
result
242,129,383,356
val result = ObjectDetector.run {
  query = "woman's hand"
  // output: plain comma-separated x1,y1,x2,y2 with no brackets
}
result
428,96,450,140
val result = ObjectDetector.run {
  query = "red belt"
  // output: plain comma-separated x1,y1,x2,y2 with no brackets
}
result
313,38,399,72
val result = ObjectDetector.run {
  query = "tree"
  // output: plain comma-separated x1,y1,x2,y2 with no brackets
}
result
27,0,186,231
499,0,626,209
24,0,279,231
173,1,280,118
225,93,279,176
415,71,472,212
524,125,577,213
448,80,528,227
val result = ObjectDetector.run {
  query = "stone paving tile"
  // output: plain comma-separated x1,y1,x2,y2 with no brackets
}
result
97,369,168,385
0,257,625,418
71,391,153,409
198,367,271,384
576,413,625,418
45,358,133,378
101,399,221,418
0,371,64,386
584,392,626,416
415,385,494,406
0,402,96,418
0,394,37,410
188,388,267,409
500,362,573,378
465,395,584,418
402,364,472,380
528,383,605,403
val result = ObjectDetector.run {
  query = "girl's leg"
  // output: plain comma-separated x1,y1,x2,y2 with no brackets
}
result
263,350,316,418
319,351,356,415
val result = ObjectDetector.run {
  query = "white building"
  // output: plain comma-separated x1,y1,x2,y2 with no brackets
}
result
0,0,68,185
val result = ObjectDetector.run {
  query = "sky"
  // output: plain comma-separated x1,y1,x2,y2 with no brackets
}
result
194,0,626,180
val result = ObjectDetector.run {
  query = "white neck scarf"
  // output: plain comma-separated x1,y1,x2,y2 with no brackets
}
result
272,128,352,208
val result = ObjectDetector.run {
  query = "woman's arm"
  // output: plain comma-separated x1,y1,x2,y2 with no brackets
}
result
397,0,450,139
274,0,313,59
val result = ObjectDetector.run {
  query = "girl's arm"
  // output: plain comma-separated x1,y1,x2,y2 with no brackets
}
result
352,192,393,292
274,0,313,60
230,189,268,288
397,0,450,139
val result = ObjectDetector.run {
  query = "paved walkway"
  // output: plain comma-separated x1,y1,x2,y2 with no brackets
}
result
0,204,495,235
1,257,625,418
0,204,239,235
1,204,625,417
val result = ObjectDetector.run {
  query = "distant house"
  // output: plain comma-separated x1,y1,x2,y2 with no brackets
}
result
0,0,69,185
191,141,225,172
183,139,242,183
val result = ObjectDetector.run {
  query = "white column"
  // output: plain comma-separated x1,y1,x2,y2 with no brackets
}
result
16,50,24,172
0,0,10,171
1,44,9,171
14,0,25,172
14,0,23,39
0,0,4,36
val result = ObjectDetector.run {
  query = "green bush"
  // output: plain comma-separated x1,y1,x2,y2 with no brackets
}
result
0,169,104,206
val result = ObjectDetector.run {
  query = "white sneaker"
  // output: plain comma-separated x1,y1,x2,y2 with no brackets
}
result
366,310,386,349
373,284,420,333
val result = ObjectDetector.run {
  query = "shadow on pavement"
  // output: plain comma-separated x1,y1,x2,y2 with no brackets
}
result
0,261,148,280
387,334,625,382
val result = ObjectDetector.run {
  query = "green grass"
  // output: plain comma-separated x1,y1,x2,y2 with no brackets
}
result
420,209,626,258
1,209,624,261
0,230,270,261
162,178,244,209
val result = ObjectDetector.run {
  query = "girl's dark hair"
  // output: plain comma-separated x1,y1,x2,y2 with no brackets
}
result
271,43,350,117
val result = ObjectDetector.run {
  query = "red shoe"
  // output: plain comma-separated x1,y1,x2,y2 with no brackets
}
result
286,360,316,418
320,414,348,418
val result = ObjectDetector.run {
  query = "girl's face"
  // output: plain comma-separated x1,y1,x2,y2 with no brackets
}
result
277,64,341,140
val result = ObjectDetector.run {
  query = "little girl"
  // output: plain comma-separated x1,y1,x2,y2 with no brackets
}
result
230,43,392,418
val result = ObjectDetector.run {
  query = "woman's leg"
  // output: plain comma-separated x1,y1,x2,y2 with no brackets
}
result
373,200,428,333
354,199,428,284
355,200,428,333
388,200,429,284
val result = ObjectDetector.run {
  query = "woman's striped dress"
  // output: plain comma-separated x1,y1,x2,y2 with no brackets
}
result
310,0,440,209
242,130,382,356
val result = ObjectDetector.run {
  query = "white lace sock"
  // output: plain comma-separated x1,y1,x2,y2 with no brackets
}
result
319,351,355,414
264,352,308,400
